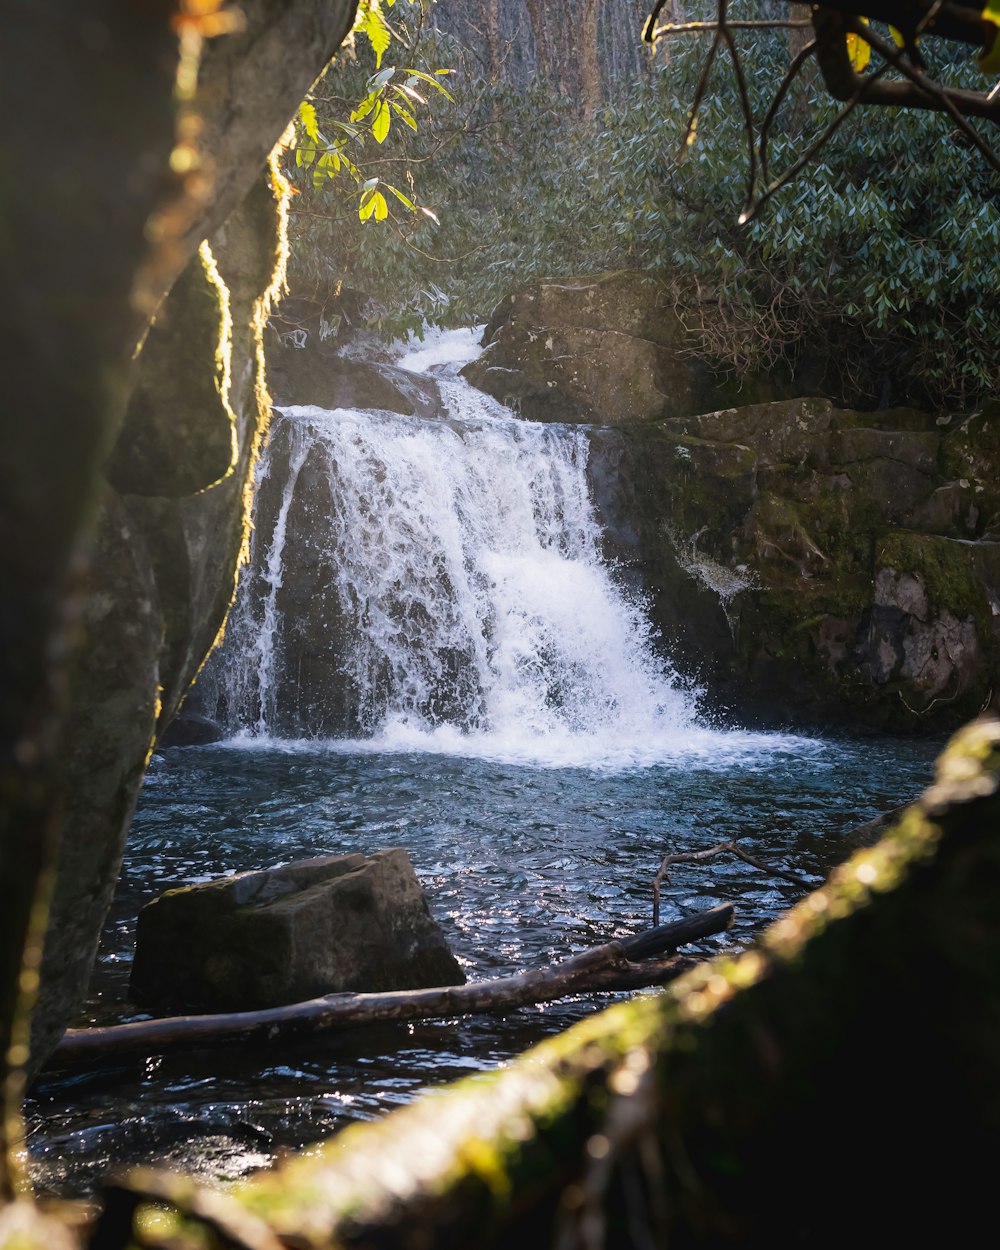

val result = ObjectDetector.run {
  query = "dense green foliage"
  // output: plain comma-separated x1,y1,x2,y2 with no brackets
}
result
287,16,999,410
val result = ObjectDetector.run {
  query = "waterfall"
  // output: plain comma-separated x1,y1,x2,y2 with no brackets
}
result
200,329,705,768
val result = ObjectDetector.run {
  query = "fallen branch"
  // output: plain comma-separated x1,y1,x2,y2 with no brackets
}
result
653,844,814,925
49,906,734,1068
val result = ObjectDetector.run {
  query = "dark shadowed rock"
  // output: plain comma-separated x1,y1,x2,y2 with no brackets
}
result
18,0,360,1076
158,710,225,748
130,850,466,1012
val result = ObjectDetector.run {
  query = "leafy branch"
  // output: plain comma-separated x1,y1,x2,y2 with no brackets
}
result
289,1,454,225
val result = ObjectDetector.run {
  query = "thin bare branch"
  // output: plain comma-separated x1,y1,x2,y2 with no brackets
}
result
651,19,813,35
741,55,896,223
652,842,815,927
680,27,723,157
719,23,758,222
758,39,818,184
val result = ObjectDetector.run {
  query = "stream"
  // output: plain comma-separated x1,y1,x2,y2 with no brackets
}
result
26,328,943,1198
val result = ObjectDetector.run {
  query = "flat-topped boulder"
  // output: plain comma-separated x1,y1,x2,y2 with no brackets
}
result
130,849,465,1012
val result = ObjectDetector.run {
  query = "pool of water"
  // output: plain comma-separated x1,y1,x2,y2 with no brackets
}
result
27,731,941,1197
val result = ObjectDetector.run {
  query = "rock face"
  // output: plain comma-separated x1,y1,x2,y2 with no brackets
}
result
267,321,443,417
461,272,721,424
130,851,466,1012
15,0,359,1077
462,275,1000,731
591,398,1000,731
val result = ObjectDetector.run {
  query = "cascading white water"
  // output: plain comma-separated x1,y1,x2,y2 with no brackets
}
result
204,328,786,768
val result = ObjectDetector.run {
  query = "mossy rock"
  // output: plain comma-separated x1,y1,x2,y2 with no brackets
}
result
130,850,465,1012
106,247,236,498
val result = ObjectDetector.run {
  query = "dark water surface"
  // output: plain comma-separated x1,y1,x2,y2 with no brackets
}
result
28,733,940,1196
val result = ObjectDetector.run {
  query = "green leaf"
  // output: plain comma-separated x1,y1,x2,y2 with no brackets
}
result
359,185,378,220
372,100,391,143
369,67,395,91
397,82,426,104
386,183,416,211
351,93,378,124
329,119,362,139
298,101,320,143
981,0,1000,71
403,68,455,102
359,3,392,69
390,100,418,130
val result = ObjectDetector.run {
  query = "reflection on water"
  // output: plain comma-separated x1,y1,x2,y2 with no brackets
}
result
28,734,940,1196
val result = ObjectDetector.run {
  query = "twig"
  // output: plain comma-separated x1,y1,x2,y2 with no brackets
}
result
651,20,813,35
652,843,814,926
718,21,758,220
740,53,895,223
758,39,818,184
679,25,723,157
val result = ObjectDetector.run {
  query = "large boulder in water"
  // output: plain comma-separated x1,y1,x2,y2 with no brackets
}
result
130,850,466,1012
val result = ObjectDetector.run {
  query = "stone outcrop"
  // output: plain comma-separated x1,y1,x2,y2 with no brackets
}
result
267,324,443,416
461,275,1000,730
460,272,720,424
9,0,359,1081
130,850,465,1012
591,397,1000,730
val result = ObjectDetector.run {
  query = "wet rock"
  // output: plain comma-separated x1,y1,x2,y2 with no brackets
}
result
159,710,226,748
591,398,1000,732
269,341,442,416
462,272,718,424
106,248,237,498
130,850,465,1012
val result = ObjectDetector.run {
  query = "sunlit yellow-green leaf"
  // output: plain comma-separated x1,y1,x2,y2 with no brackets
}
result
846,19,870,71
298,101,319,143
372,100,391,143
390,100,418,130
980,0,1000,71
386,183,416,211
403,67,455,102
351,93,377,124
359,2,392,68
359,187,378,220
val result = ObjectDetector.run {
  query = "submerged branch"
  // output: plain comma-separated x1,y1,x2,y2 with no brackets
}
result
48,906,734,1068
653,843,814,925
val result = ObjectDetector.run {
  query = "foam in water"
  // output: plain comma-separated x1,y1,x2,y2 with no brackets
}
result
204,328,817,770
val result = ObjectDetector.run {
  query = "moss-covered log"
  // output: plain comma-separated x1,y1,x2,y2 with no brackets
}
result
83,715,1000,1248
